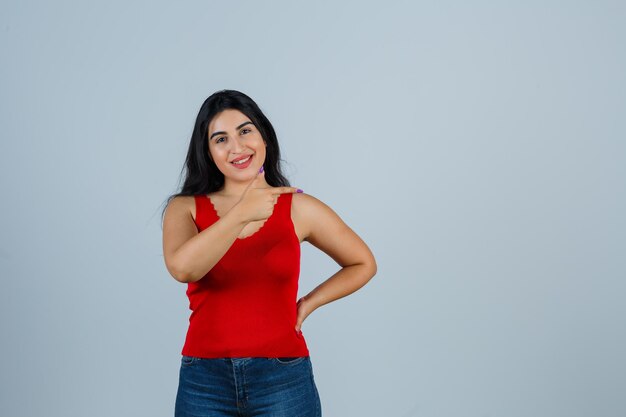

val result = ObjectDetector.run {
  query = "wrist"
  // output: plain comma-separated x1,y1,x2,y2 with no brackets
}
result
224,203,249,226
300,293,321,312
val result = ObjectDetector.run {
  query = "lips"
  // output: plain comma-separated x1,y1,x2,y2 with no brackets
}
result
231,154,253,163
230,154,253,169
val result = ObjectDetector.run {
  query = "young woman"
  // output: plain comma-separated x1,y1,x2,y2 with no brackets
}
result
161,89,377,416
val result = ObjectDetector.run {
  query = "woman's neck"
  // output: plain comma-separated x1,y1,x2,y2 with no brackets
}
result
217,175,270,198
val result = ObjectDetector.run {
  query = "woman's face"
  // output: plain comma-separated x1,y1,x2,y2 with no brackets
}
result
207,109,266,179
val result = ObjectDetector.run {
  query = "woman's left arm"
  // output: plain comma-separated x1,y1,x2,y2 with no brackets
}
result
293,193,378,332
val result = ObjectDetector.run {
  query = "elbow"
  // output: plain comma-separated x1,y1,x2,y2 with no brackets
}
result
366,254,377,278
171,262,208,284
175,272,192,284
367,261,377,278
176,266,199,284
167,260,192,284
359,258,377,280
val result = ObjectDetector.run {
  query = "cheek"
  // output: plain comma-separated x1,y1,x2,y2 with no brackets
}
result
209,147,225,162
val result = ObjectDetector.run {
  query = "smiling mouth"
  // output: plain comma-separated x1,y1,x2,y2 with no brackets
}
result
231,154,253,165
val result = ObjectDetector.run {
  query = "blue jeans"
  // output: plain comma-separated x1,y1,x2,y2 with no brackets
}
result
175,356,322,416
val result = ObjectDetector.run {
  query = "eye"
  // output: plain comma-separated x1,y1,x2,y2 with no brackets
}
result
214,127,251,144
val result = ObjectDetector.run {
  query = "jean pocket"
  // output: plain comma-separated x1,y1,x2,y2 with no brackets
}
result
272,356,307,365
181,355,198,366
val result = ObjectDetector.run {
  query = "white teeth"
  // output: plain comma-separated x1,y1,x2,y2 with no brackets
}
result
232,155,251,165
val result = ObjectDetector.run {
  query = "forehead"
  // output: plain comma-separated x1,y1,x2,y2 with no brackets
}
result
208,109,250,133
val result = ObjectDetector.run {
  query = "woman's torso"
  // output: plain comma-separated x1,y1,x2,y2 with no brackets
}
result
180,191,310,358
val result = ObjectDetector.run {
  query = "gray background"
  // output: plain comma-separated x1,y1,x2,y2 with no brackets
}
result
1,1,624,416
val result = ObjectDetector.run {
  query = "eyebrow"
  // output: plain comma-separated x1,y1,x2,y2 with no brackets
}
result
209,121,254,140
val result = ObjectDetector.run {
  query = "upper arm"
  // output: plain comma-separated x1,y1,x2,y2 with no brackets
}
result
293,193,377,272
162,196,198,281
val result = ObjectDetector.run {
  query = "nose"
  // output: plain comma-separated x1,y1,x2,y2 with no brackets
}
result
229,135,247,153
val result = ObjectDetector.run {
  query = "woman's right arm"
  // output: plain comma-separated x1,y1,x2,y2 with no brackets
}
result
162,196,248,283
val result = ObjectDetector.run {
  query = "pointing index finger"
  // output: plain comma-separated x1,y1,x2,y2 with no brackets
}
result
273,187,303,194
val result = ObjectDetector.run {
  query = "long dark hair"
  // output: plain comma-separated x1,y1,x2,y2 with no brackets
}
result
159,89,291,226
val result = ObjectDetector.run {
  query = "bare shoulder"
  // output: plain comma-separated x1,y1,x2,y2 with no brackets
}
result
291,191,376,270
290,192,347,243
166,195,196,222
291,191,335,217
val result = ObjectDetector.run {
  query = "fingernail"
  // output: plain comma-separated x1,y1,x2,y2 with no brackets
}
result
259,166,264,173
296,188,303,193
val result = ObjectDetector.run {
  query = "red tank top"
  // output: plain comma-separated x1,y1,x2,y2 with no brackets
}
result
181,192,310,358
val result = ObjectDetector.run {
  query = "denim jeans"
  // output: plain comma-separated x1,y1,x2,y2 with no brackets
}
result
175,355,322,417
